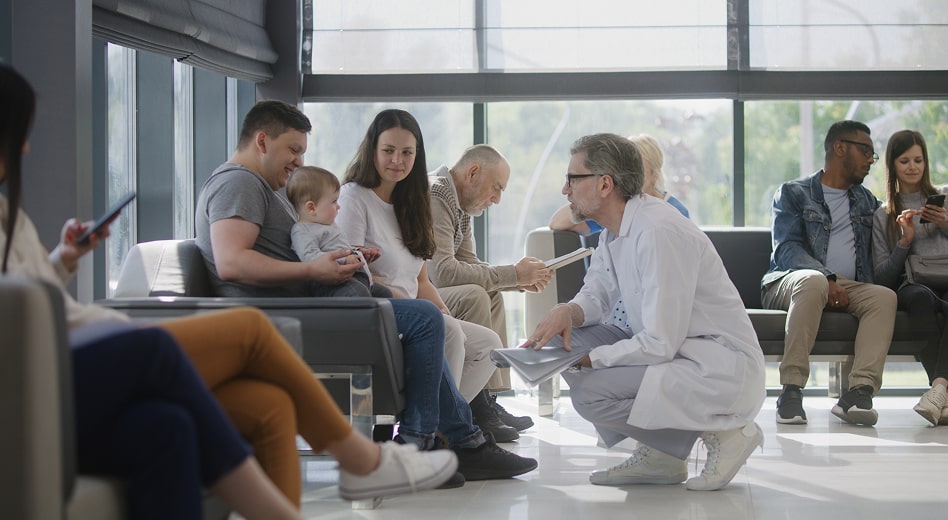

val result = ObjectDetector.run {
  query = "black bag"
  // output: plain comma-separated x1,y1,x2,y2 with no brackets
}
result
905,254,948,291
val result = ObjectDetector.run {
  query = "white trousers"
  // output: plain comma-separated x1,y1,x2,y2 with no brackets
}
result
442,314,502,402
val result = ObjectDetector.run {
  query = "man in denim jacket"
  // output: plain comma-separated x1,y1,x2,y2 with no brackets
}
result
762,120,897,427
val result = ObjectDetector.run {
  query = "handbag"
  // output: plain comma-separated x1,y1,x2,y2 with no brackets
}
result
905,253,948,290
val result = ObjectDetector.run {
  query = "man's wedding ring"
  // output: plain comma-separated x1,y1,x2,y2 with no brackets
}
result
834,299,840,305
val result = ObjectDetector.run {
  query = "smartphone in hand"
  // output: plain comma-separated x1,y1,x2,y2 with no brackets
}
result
920,194,946,224
76,192,136,245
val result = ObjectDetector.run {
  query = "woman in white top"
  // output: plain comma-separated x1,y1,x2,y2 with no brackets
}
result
336,109,499,406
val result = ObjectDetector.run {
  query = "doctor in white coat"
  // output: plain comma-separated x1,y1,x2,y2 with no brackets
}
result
524,133,765,491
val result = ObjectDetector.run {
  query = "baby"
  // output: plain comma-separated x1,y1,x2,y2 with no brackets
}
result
285,166,392,298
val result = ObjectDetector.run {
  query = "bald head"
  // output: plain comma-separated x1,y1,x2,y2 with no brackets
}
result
451,144,511,216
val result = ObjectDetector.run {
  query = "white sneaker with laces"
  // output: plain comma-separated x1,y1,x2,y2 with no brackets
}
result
589,444,687,486
914,384,947,426
686,422,763,491
338,442,459,501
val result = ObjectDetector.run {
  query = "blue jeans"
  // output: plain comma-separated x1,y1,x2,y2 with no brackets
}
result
389,299,483,449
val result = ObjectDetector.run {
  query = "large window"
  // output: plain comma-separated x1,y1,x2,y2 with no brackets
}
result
750,1,948,71
308,0,727,74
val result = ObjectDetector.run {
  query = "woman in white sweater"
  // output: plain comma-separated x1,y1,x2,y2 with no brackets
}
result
336,110,503,433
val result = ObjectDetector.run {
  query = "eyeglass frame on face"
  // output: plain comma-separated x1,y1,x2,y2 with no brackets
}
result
565,173,599,188
838,139,879,161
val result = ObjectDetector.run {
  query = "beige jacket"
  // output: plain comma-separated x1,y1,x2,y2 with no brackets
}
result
427,166,518,291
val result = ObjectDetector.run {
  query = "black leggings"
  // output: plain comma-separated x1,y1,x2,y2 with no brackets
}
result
897,284,948,383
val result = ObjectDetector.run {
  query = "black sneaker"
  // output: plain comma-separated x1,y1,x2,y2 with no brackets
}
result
393,434,465,489
776,385,807,424
453,433,538,481
470,390,519,442
490,394,534,432
831,385,878,426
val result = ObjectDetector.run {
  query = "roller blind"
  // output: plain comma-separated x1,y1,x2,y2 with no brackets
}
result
92,0,278,82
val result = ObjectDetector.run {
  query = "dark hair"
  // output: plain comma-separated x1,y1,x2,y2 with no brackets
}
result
0,64,37,273
237,100,311,149
286,166,340,213
570,133,644,201
823,120,872,158
343,109,434,259
883,129,935,245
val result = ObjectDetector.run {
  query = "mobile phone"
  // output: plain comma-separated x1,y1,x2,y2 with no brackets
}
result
76,192,136,245
919,194,946,224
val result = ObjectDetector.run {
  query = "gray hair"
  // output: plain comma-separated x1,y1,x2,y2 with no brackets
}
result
570,133,644,200
453,143,506,171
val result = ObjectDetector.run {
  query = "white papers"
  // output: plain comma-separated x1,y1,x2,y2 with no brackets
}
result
544,247,594,270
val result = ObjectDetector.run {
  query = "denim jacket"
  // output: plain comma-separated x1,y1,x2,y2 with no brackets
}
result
762,170,880,288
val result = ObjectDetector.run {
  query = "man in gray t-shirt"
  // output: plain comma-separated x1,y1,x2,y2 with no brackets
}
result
195,163,311,296
193,104,362,298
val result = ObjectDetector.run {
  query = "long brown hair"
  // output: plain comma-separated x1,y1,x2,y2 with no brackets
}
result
884,129,935,246
343,109,435,259
0,64,37,273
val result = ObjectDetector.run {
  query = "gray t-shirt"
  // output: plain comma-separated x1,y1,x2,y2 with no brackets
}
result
823,185,856,280
194,163,310,297
290,221,350,263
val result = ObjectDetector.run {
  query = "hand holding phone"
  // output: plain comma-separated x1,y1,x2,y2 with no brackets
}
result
919,194,946,224
76,192,136,245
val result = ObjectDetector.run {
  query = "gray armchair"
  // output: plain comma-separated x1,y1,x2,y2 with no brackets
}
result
100,239,406,438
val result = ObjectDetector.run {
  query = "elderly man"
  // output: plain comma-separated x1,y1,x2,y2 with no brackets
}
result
525,133,765,491
428,144,552,437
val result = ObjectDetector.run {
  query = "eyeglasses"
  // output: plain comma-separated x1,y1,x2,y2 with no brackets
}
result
838,139,879,161
565,173,598,188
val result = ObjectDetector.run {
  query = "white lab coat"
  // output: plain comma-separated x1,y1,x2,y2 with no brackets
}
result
573,195,765,432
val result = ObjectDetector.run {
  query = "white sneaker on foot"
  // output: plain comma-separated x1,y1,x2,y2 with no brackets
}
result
914,384,947,426
338,442,459,500
589,444,687,486
686,422,763,491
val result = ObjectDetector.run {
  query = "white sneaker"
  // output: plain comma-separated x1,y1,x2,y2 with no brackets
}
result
914,384,947,426
686,422,763,491
589,444,687,486
338,442,459,501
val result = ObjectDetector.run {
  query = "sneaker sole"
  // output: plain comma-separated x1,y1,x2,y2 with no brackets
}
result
590,473,687,486
460,459,539,481
830,405,878,426
339,456,460,501
775,415,807,425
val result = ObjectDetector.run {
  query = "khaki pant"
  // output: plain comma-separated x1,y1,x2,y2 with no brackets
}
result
761,270,896,392
438,284,511,391
161,307,352,506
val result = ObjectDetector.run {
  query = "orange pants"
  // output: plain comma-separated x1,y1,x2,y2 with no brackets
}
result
158,307,352,506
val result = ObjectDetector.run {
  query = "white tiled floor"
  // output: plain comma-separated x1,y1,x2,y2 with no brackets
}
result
298,394,948,519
